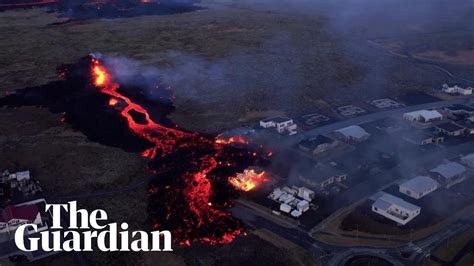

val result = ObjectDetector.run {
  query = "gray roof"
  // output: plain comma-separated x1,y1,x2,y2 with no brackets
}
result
461,153,474,163
400,176,438,194
335,125,370,140
372,199,391,211
377,193,420,212
430,161,466,179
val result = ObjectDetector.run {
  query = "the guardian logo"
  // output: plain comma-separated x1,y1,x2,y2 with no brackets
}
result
14,201,172,252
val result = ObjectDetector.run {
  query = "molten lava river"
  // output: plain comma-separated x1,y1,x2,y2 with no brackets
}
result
0,55,268,245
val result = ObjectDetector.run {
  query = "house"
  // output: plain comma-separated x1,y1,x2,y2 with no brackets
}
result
372,193,421,225
334,125,370,142
403,129,444,145
430,161,467,188
443,104,474,116
436,122,465,136
260,117,297,135
399,176,439,199
460,153,474,168
297,162,347,191
403,110,443,123
441,83,473,95
298,135,338,155
463,123,474,135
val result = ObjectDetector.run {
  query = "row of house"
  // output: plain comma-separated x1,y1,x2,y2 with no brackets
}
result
372,155,473,225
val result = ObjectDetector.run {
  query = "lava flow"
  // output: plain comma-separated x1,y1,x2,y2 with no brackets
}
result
89,57,264,245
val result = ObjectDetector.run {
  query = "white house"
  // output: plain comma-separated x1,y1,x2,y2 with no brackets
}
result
403,110,443,123
260,117,297,135
460,153,474,168
442,84,473,95
372,193,421,225
334,125,370,142
399,176,439,199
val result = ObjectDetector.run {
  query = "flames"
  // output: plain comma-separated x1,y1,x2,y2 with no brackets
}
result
92,63,108,86
89,57,263,246
215,135,249,145
229,168,267,192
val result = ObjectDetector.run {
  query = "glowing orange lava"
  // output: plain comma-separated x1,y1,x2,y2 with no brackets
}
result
90,57,246,245
108,98,118,106
215,135,249,145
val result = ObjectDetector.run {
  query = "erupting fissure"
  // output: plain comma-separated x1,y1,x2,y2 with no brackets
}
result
89,57,257,245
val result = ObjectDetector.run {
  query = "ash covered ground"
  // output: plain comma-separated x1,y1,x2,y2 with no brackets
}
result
0,0,473,265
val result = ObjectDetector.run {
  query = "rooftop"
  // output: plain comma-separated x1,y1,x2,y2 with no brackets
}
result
445,104,474,112
405,110,443,120
299,135,334,149
436,122,465,132
430,161,466,179
400,176,438,194
296,161,345,183
335,125,370,139
377,193,420,212
262,116,292,123
461,153,474,163
4,204,39,221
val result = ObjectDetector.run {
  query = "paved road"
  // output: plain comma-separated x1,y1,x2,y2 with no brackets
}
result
301,96,474,141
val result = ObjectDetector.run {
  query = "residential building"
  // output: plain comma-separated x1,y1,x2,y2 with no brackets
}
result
298,135,338,155
260,117,297,135
443,104,474,116
334,125,370,142
399,176,439,199
403,110,443,123
297,162,347,191
460,153,474,168
372,193,421,225
430,161,467,188
441,83,473,95
436,122,465,136
403,129,444,145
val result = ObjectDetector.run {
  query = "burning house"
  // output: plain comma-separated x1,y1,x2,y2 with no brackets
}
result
216,127,255,145
259,117,297,135
229,167,267,192
0,56,268,245
430,161,467,188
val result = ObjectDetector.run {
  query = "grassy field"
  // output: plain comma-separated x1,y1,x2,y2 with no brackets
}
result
0,1,462,133
432,228,474,262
